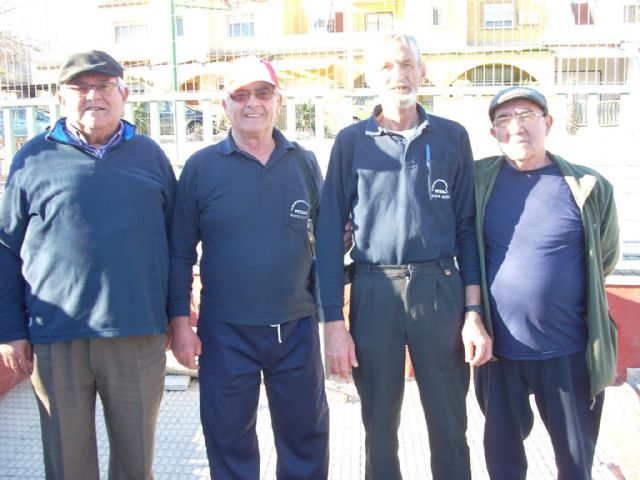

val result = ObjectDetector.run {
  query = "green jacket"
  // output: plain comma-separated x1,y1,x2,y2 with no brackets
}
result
474,153,620,399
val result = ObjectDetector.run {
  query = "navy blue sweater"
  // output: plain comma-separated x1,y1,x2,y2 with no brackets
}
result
168,129,322,326
316,106,480,321
0,119,176,343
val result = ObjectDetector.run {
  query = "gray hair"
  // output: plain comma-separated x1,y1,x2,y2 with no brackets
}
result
117,77,128,93
365,33,422,69
382,33,422,67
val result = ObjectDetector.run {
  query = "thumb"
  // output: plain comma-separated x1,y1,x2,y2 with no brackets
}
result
349,349,359,368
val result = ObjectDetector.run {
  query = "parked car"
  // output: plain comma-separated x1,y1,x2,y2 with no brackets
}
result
352,96,376,122
0,107,50,143
134,101,226,139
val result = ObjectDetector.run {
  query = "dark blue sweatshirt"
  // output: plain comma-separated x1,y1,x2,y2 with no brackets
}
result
316,105,480,321
168,129,322,326
0,119,176,343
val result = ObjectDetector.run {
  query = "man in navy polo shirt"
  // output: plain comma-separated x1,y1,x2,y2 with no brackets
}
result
168,56,329,480
474,86,620,479
316,33,492,479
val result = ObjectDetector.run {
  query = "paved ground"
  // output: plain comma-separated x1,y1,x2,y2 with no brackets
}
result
1,374,638,479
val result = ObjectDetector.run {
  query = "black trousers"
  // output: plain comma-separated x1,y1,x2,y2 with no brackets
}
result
350,259,471,480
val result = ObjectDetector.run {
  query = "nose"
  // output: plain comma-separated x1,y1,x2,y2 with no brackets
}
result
506,117,526,133
245,92,261,106
84,86,101,101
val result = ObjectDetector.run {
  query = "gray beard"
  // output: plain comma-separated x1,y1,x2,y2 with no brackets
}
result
391,92,417,110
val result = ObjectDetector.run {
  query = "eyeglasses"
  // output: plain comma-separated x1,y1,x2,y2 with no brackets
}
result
493,111,545,128
63,82,119,96
228,87,276,103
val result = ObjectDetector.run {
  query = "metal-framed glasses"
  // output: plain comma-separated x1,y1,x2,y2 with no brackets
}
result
63,82,119,96
228,87,276,103
493,111,545,128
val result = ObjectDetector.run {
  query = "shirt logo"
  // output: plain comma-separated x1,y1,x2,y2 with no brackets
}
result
289,199,311,220
430,179,451,200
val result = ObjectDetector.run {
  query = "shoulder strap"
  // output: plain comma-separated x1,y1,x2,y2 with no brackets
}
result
292,141,319,230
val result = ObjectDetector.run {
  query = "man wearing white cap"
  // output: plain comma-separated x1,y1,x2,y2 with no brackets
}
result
168,56,329,479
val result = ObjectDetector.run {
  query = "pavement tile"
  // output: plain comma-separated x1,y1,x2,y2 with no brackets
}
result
0,377,635,479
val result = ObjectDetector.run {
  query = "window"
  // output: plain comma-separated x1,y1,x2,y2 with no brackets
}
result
570,1,593,25
114,23,148,44
175,16,184,37
433,7,442,26
327,12,344,32
483,2,515,29
459,64,535,87
365,12,393,32
227,14,254,37
431,0,447,27
128,82,146,95
624,4,640,23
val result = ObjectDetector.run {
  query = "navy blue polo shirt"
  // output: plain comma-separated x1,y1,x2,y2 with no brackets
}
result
168,129,322,326
316,105,480,321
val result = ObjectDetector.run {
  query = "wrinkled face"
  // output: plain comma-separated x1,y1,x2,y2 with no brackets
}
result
222,81,281,137
490,98,552,164
57,73,128,136
368,40,425,110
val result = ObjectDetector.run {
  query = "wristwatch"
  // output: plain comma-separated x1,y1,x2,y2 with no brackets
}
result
464,304,483,316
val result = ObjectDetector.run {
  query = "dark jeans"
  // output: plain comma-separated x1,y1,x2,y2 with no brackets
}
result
197,316,329,480
350,259,471,480
474,351,604,480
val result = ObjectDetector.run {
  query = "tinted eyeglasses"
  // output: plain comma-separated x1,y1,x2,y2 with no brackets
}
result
228,87,276,103
63,82,119,96
493,111,545,128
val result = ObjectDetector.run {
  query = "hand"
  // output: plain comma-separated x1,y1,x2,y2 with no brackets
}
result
169,316,201,370
0,339,34,376
324,320,358,379
461,313,492,367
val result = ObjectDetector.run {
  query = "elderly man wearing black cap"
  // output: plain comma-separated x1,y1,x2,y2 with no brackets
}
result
0,50,176,479
168,56,329,479
474,85,620,479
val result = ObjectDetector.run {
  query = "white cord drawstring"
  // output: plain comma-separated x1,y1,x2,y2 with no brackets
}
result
270,324,282,344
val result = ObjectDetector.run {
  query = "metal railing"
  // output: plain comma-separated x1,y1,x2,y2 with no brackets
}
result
597,100,620,127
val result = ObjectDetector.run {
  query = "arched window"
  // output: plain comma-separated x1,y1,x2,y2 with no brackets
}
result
455,64,536,87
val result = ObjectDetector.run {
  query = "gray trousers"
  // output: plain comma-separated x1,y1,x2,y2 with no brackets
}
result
31,335,166,480
349,259,471,480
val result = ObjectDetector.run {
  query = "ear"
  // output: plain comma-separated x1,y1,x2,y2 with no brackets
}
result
120,86,129,103
275,92,283,113
490,126,498,139
544,114,553,136
419,62,426,84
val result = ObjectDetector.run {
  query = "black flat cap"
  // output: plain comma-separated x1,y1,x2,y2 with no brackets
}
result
489,86,548,120
58,50,124,84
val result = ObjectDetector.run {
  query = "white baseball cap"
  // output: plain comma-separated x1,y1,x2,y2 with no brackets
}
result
225,56,279,93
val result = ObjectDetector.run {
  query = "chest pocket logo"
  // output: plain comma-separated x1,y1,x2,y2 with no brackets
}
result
430,179,451,200
289,199,311,220
285,195,310,232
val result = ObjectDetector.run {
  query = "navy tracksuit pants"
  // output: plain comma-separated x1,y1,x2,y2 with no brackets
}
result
197,316,329,480
474,351,604,480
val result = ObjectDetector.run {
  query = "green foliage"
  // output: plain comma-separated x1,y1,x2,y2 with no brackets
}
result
133,102,150,135
296,101,315,136
566,98,580,136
